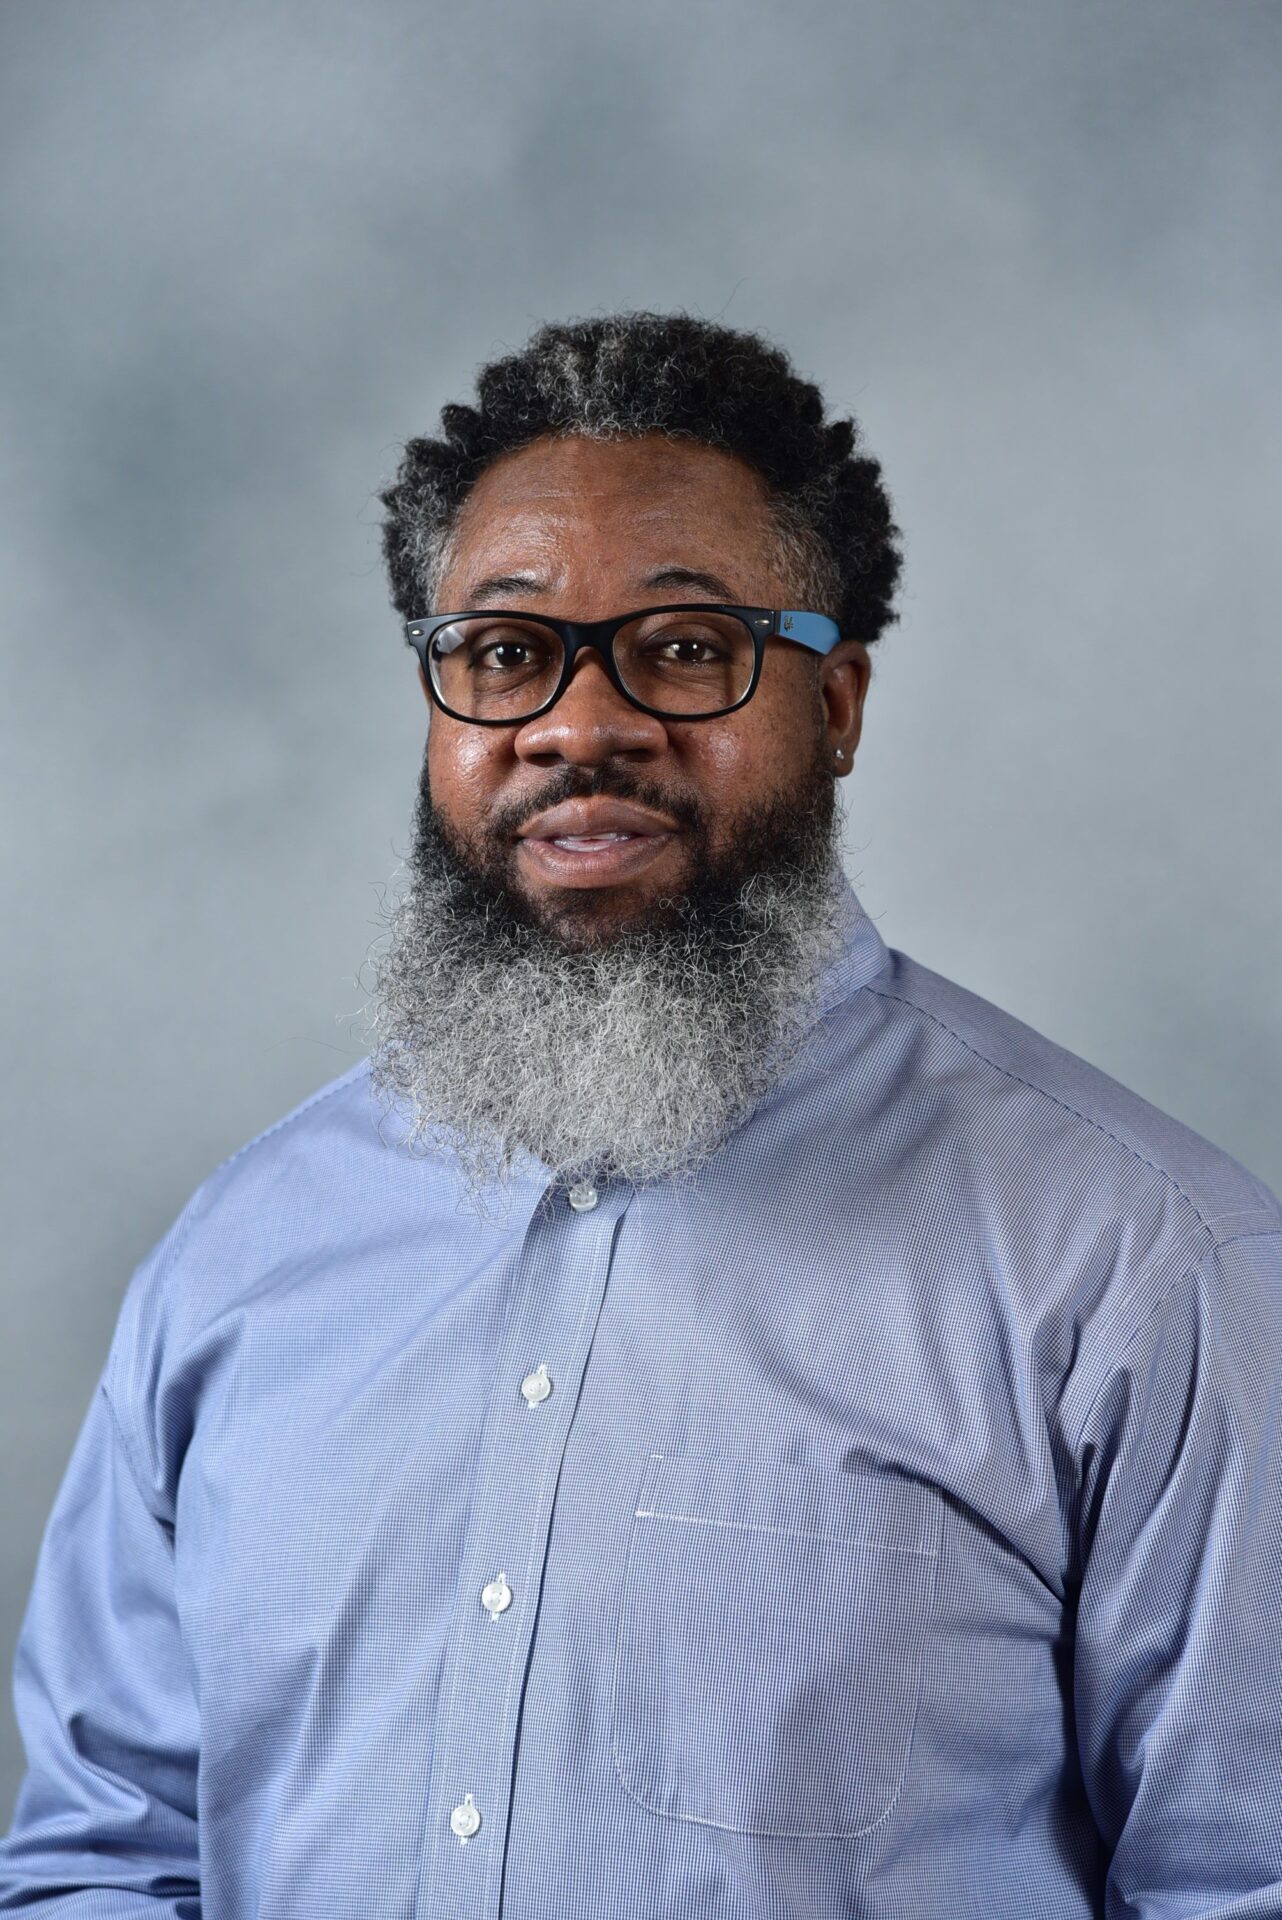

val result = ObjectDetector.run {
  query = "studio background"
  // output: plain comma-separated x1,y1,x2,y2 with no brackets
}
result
2,0,1279,1816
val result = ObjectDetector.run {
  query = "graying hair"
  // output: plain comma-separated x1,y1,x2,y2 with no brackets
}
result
380,311,902,640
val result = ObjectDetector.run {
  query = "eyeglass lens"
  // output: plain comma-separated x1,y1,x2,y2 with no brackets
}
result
428,610,756,720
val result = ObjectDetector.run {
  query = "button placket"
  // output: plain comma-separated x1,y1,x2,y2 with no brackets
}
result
416,1183,632,1919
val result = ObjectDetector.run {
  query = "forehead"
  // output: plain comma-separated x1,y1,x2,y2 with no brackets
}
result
442,433,781,589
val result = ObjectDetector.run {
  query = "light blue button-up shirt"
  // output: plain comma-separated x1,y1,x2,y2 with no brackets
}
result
4,881,1282,1919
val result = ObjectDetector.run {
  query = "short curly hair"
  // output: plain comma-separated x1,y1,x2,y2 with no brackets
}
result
379,311,902,646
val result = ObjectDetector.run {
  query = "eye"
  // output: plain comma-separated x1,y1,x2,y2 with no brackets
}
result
430,620,557,676
658,634,724,664
474,636,539,671
638,623,735,664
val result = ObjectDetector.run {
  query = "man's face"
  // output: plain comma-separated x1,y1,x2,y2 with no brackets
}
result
424,432,871,944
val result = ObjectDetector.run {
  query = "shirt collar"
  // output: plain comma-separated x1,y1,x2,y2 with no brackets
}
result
810,870,891,1025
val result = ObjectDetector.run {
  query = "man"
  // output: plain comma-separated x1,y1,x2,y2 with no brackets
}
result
2,312,1280,1919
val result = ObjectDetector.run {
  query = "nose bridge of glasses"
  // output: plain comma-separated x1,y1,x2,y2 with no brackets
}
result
556,622,642,711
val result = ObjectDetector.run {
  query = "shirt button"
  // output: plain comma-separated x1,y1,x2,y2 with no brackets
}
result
521,1364,553,1406
450,1794,481,1842
567,1179,599,1212
481,1572,513,1618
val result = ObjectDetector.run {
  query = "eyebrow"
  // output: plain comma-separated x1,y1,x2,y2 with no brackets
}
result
641,566,739,601
459,571,545,604
456,564,741,607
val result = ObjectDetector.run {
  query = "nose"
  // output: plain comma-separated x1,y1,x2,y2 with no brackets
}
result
512,643,669,768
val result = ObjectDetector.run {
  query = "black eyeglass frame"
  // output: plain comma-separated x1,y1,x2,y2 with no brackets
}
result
403,603,844,725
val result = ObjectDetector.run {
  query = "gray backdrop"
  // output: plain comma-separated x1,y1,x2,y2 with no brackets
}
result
2,0,1279,1817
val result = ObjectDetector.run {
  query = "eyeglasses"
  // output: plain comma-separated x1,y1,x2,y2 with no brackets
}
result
403,603,843,725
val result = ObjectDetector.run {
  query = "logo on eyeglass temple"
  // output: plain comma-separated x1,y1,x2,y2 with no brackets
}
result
782,614,794,630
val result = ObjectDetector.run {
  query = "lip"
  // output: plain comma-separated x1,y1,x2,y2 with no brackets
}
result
516,798,680,841
515,797,680,888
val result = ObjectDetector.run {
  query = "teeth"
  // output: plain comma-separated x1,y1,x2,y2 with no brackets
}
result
552,833,633,850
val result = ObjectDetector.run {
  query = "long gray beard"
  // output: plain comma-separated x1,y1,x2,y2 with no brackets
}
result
363,757,849,1204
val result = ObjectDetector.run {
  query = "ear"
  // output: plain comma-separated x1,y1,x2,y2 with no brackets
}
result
819,638,872,775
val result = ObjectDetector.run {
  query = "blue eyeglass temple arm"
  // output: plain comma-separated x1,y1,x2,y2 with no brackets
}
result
774,609,842,654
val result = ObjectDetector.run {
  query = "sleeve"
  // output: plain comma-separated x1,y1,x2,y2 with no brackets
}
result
1072,1229,1282,1919
0,1373,200,1915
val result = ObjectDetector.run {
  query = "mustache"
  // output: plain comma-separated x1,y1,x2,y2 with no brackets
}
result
485,763,705,841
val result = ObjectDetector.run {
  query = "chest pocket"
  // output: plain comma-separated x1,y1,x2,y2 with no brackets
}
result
611,1451,943,1838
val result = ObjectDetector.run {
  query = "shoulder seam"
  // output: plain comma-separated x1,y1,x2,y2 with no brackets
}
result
105,1060,373,1413
866,983,1218,1235
194,1058,371,1190
1068,1225,1282,1467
